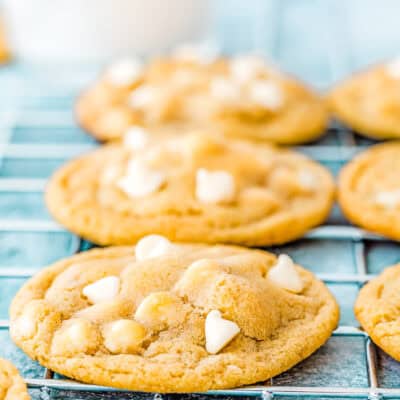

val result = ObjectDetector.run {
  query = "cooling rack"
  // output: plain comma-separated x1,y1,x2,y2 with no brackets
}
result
1,64,400,399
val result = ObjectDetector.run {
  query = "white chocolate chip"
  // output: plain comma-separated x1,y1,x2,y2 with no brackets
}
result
135,234,173,261
230,54,266,84
14,314,36,339
82,276,120,304
385,58,400,79
210,77,241,103
103,319,146,354
128,85,157,109
205,310,240,354
67,322,87,342
118,159,165,198
174,259,220,295
134,292,186,330
187,258,220,273
267,254,304,293
375,189,400,208
51,319,101,356
123,126,149,151
249,80,283,110
298,170,317,190
195,168,235,204
55,319,99,355
105,58,143,87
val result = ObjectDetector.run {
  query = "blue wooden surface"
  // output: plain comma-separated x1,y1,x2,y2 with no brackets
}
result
213,0,400,88
1,1,400,398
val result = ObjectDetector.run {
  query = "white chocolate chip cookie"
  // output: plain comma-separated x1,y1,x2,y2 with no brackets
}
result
0,358,30,400
338,142,400,240
329,59,400,140
45,134,334,246
76,52,328,144
10,241,339,393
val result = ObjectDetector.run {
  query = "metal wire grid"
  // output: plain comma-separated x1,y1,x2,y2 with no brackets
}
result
0,111,399,399
0,114,400,398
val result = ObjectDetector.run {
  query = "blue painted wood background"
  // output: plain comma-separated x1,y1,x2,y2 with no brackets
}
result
214,0,400,87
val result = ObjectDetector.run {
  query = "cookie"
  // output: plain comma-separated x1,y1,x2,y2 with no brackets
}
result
328,59,400,140
76,51,328,144
10,240,339,392
338,142,400,240
45,133,335,246
0,358,30,400
355,264,400,360
0,21,10,64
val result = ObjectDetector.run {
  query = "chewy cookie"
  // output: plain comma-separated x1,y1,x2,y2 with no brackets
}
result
329,59,400,140
338,142,400,240
355,264,400,360
45,134,335,246
10,238,339,392
76,50,328,144
0,358,29,400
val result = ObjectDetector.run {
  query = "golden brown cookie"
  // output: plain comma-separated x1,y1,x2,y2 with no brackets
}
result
0,358,30,400
338,141,400,240
76,53,328,144
355,264,400,360
45,133,335,246
10,240,339,392
328,59,400,140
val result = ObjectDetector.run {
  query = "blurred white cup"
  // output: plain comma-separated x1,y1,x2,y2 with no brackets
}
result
2,0,210,63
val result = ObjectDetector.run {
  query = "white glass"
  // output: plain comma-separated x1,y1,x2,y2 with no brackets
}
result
2,0,210,62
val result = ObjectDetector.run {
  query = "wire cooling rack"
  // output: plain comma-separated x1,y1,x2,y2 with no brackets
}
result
1,68,400,399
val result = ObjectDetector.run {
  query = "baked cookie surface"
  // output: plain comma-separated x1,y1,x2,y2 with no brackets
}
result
76,52,328,144
329,59,400,140
45,134,334,246
355,264,400,360
338,142,400,240
0,358,30,400
10,240,339,392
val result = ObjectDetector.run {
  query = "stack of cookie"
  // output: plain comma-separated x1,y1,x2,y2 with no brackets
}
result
329,60,400,362
332,60,400,365
6,49,400,394
5,50,340,393
327,58,400,240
